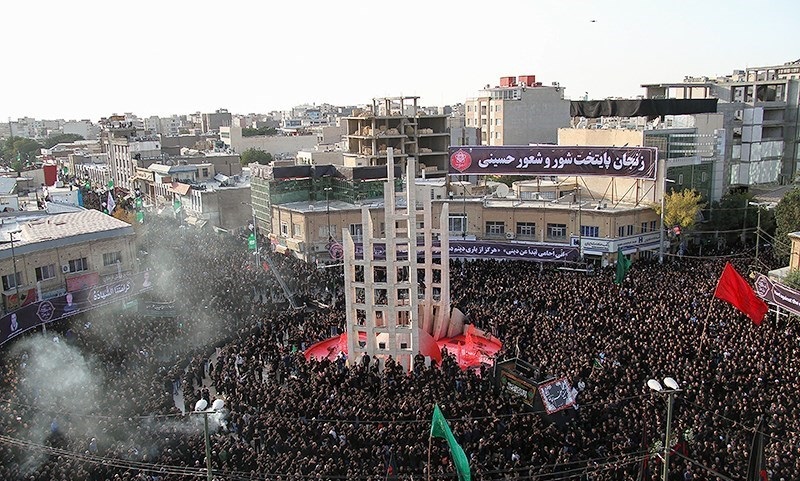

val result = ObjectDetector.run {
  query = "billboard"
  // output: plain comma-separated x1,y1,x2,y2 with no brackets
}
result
755,274,800,316
1,270,155,346
448,145,657,179
353,240,579,262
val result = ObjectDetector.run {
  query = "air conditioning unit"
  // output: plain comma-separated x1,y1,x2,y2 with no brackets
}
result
61,265,70,273
505,232,516,240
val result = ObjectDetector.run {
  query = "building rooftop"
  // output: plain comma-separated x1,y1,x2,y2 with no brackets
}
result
0,210,134,259
0,177,17,196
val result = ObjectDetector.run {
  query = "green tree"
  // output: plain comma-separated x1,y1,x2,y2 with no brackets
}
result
652,189,706,231
241,126,277,137
784,269,800,290
774,187,800,261
43,133,84,149
240,148,273,166
1,137,43,164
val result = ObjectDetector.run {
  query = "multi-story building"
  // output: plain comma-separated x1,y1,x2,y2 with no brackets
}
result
0,210,137,312
220,124,318,156
560,112,725,201
62,120,99,140
201,109,232,133
464,75,571,146
642,59,800,188
267,174,660,266
342,96,450,176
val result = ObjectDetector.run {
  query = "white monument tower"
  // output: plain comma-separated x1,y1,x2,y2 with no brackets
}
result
343,149,455,371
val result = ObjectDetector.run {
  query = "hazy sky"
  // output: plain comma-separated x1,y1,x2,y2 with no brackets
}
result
3,0,798,121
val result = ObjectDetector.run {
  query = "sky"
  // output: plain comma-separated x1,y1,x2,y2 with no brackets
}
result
2,0,799,121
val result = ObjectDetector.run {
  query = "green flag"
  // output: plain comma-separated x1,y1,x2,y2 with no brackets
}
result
247,233,257,250
431,405,470,481
614,248,631,285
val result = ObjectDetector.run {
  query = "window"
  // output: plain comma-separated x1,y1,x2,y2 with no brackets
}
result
350,223,363,241
319,224,337,239
627,225,634,236
202,168,209,177
449,214,467,234
68,257,88,273
547,223,567,239
280,222,289,237
650,220,657,232
485,221,505,235
580,225,599,237
103,251,122,267
293,223,301,238
516,222,536,237
2,272,22,291
34,264,55,282
618,226,625,238
641,222,649,233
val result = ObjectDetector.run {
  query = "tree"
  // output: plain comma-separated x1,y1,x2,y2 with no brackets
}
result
652,189,706,231
241,126,277,137
240,148,273,166
43,133,84,149
783,269,800,290
774,187,800,261
1,137,43,164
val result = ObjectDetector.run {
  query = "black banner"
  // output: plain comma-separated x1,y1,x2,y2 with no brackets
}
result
448,145,657,179
353,240,579,262
1,270,156,346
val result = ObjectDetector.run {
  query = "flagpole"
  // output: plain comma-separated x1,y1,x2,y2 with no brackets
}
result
427,434,432,481
697,303,714,353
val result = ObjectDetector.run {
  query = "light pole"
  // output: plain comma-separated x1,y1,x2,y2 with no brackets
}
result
647,377,681,481
577,185,583,261
193,398,225,481
324,187,333,240
748,201,769,260
658,175,675,264
242,202,259,267
8,230,21,306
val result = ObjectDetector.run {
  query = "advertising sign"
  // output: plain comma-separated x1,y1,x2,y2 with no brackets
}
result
448,146,657,179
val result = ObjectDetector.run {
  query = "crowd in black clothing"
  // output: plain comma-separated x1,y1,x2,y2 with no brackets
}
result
0,217,798,481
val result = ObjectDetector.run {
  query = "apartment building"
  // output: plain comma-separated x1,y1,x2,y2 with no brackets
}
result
464,75,571,146
201,109,232,133
560,112,725,201
0,210,136,312
269,177,660,266
642,59,800,187
342,96,450,176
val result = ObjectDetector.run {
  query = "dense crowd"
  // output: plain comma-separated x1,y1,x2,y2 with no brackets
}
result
0,216,797,481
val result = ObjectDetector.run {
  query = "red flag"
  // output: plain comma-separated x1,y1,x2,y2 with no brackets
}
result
714,262,768,325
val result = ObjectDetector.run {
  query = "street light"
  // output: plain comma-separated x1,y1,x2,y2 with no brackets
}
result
658,174,676,264
8,230,21,306
647,377,681,481
748,201,771,260
324,187,333,240
242,202,259,267
193,398,225,481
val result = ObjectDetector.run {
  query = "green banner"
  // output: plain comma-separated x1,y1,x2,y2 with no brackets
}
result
248,233,257,250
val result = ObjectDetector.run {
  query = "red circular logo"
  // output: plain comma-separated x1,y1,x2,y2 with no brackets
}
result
450,149,472,173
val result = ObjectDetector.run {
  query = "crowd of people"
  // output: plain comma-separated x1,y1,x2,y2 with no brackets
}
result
0,216,798,481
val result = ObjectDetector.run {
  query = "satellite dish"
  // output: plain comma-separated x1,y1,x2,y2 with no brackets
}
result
495,183,510,198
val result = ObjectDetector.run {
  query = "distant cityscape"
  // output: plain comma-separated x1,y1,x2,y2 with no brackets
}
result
0,57,797,300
